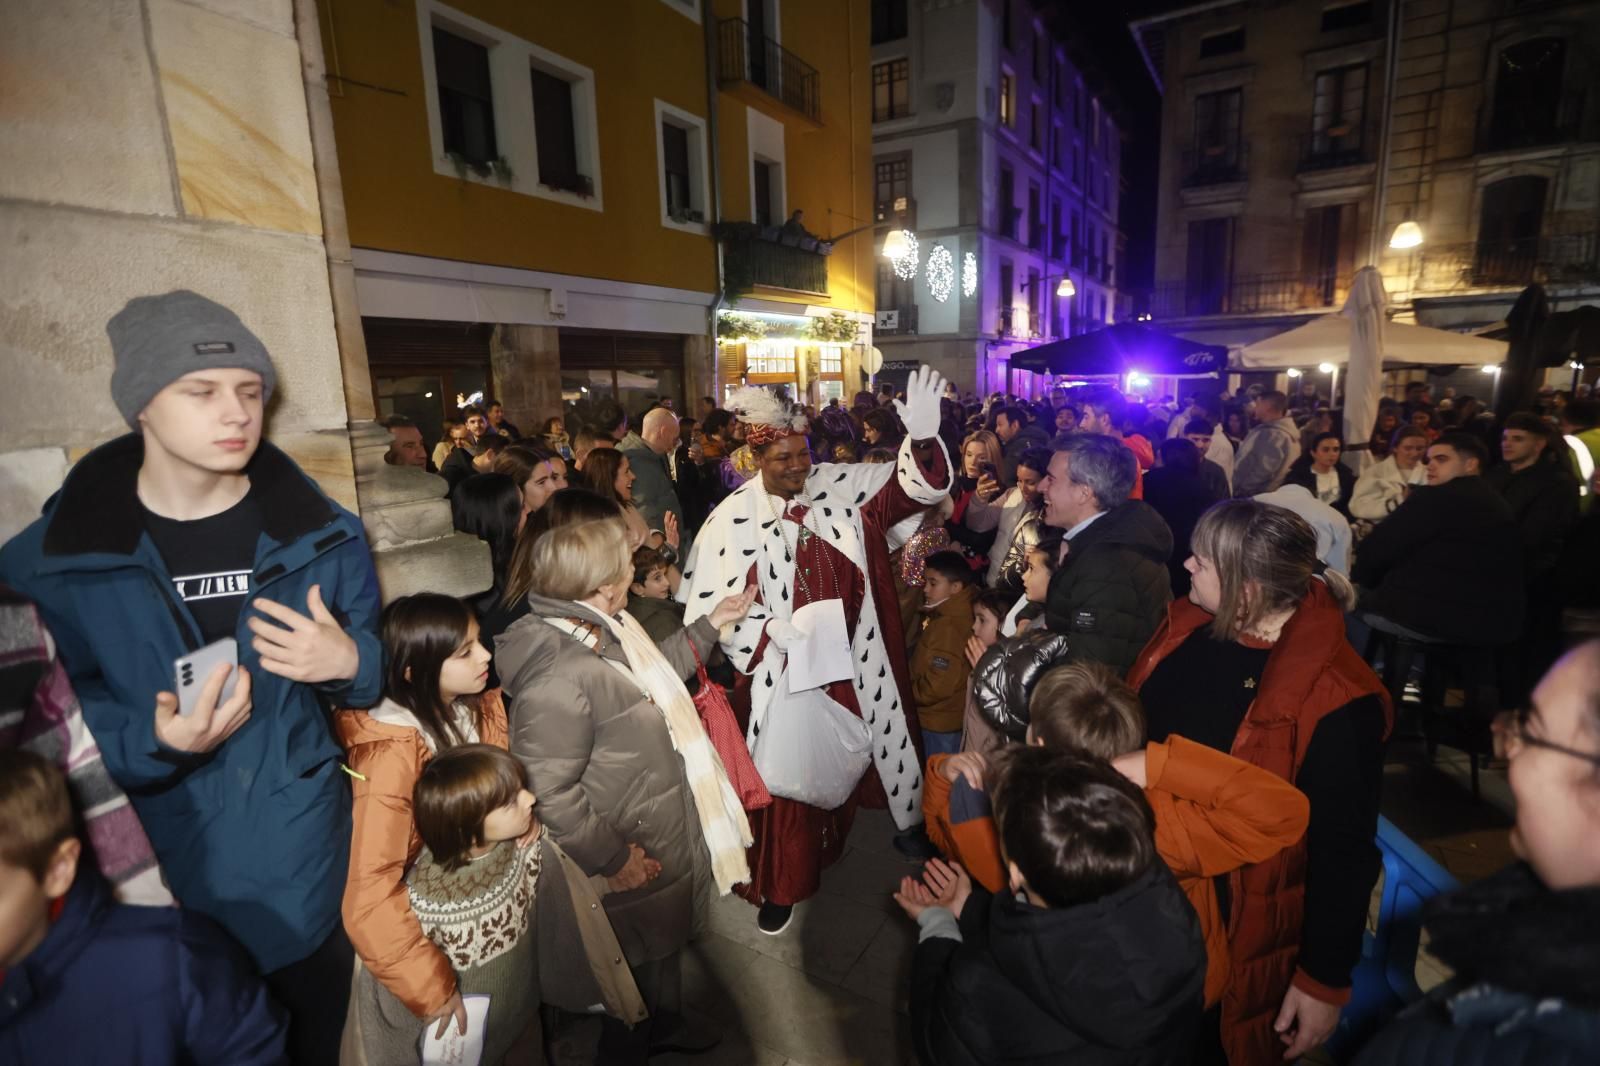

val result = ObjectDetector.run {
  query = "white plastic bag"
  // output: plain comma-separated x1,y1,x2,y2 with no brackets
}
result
748,680,872,809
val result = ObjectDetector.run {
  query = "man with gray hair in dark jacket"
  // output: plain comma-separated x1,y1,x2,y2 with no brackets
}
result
1036,434,1174,675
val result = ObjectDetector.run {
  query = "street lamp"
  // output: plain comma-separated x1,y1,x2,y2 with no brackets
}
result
1319,362,1339,406
1389,220,1424,250
1055,277,1076,298
882,229,911,260
1286,368,1303,378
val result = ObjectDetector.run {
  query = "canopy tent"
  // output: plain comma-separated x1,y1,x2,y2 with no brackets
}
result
1237,313,1508,368
1011,322,1227,377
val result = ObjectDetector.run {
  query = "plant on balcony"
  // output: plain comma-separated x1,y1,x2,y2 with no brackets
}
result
805,312,859,344
446,151,494,180
717,312,769,342
543,173,595,198
670,207,706,225
490,156,514,183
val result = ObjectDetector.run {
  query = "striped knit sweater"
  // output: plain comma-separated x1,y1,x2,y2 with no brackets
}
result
0,585,169,905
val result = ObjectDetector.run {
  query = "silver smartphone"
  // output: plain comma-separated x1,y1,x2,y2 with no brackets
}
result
175,638,241,717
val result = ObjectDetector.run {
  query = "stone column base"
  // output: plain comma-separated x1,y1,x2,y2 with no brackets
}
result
349,419,491,603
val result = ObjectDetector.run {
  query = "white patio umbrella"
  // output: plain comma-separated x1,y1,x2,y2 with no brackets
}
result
1237,314,1508,368
1342,267,1387,476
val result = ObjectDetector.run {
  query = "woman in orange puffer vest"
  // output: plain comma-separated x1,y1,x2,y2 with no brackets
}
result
1128,500,1391,1066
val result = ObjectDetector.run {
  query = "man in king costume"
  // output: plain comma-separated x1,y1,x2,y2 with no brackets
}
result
679,367,951,933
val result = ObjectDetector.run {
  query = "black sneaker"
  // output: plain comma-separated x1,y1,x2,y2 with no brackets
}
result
757,901,794,935
892,826,940,861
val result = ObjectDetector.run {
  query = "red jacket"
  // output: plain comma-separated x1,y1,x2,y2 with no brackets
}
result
1127,583,1390,1066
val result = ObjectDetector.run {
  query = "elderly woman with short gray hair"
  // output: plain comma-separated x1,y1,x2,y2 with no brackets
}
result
495,504,754,1062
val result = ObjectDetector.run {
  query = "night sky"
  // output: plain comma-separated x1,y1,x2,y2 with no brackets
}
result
1042,1,1174,296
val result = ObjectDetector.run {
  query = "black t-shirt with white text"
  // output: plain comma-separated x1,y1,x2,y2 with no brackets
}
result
142,491,262,645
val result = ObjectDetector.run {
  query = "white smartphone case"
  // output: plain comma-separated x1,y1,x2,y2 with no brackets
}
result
175,637,241,717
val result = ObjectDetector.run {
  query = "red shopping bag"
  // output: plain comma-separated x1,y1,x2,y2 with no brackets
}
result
690,642,771,811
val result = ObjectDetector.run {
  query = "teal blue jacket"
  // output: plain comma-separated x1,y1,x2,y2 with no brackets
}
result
0,435,381,971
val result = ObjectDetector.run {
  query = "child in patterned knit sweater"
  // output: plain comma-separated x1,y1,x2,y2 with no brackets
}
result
351,744,647,1064
349,744,541,1063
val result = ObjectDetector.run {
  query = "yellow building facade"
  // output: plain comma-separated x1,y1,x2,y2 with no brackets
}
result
320,0,874,444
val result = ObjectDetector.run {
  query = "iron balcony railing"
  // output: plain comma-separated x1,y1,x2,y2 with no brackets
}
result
718,18,820,122
1413,232,1600,293
1149,269,1353,319
1180,142,1249,187
724,236,828,295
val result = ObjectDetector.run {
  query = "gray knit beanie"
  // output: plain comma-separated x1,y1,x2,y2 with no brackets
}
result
107,290,277,427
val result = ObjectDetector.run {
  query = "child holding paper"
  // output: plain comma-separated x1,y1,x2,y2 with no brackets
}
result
349,744,645,1064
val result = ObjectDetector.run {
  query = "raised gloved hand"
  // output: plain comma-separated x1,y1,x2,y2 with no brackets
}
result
894,365,948,442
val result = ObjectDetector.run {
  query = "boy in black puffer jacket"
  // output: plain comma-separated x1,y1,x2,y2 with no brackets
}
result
897,746,1205,1065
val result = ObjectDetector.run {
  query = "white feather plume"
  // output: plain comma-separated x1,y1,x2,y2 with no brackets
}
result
725,385,808,432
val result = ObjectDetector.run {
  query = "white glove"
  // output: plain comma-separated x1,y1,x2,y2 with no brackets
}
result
894,365,947,441
767,619,805,651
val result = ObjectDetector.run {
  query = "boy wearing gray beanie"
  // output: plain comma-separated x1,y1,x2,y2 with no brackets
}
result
0,290,382,1066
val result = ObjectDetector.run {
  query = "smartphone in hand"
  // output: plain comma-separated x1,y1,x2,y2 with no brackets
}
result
175,638,240,717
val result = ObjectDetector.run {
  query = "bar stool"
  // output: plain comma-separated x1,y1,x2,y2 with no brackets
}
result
1363,628,1501,798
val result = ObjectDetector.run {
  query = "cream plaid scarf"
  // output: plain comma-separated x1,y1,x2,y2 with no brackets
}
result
551,609,753,893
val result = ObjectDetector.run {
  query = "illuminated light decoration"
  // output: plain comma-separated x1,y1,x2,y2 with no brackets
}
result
961,252,978,298
1318,363,1337,375
926,245,955,303
1481,364,1502,375
1389,221,1424,249
889,230,920,280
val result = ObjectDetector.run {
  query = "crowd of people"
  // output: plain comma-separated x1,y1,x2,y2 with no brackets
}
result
1,289,1597,1066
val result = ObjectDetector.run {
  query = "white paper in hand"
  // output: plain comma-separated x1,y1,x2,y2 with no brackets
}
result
785,599,853,694
420,994,490,1066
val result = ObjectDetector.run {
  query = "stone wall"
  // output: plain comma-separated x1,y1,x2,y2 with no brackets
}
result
0,0,350,539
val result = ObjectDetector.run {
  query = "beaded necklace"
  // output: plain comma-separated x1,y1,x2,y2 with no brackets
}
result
763,489,840,605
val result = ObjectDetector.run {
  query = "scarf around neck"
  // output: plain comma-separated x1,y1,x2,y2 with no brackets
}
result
547,607,753,893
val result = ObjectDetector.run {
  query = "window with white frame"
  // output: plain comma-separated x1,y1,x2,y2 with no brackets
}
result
999,69,1016,128
433,27,497,167
747,107,786,228
655,101,709,230
418,1,603,209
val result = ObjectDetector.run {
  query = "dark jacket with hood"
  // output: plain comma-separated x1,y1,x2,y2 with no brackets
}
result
0,869,288,1065
1043,501,1173,675
910,864,1205,1066
1354,863,1600,1066
1350,474,1524,644
0,436,383,972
